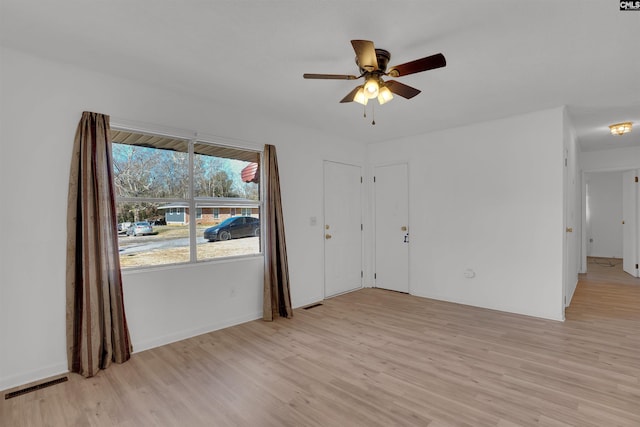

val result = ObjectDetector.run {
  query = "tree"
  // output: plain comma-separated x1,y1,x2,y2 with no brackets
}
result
112,144,164,198
160,151,189,198
212,170,238,197
193,155,226,197
236,181,259,200
113,142,248,207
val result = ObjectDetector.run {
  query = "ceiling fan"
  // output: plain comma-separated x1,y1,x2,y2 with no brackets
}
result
303,40,446,107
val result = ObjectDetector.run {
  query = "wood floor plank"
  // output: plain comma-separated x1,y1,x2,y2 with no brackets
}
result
2,257,639,426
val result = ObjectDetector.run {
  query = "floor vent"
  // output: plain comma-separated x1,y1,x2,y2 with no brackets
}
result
4,376,68,400
303,303,323,310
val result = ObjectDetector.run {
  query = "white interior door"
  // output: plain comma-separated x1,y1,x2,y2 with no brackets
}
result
374,163,409,293
622,170,639,277
324,161,363,297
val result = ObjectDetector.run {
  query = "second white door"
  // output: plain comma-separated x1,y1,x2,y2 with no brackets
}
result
374,163,409,293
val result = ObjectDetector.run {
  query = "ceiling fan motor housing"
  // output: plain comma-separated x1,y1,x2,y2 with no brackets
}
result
357,48,391,74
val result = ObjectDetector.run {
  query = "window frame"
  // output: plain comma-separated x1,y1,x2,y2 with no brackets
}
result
111,125,264,270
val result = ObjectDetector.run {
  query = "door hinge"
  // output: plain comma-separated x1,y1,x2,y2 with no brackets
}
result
635,176,638,183
636,264,639,269
361,271,363,278
374,273,377,279
361,223,363,231
373,176,376,183
361,176,363,183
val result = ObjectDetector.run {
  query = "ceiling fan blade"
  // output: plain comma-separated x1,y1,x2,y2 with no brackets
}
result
303,73,358,80
339,86,362,103
385,80,421,99
351,40,378,71
388,53,446,77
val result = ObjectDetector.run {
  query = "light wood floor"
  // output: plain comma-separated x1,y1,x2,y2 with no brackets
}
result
2,260,639,426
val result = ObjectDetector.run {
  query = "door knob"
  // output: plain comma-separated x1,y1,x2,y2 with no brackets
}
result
325,234,332,239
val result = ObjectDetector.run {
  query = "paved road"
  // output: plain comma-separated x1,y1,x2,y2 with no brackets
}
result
118,235,208,254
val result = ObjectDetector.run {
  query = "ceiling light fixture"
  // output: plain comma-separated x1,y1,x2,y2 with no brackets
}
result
377,86,394,105
353,86,368,105
363,78,380,99
609,122,632,135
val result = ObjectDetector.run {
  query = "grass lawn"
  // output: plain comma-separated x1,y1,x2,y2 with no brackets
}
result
119,224,260,268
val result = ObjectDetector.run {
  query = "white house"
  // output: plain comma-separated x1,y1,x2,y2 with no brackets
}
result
158,201,260,225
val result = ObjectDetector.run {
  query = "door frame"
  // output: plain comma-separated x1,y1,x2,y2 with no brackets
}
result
622,169,639,277
581,168,640,277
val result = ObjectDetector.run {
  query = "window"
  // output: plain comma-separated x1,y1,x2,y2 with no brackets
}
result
112,129,261,269
241,208,252,216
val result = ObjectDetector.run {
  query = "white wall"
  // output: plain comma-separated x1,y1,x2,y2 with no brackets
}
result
581,146,640,172
0,47,365,390
586,172,624,258
366,108,566,321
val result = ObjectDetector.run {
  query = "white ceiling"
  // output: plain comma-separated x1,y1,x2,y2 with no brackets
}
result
1,1,639,151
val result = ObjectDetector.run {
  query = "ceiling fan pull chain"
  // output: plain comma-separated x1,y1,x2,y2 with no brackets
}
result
371,103,376,125
363,102,367,118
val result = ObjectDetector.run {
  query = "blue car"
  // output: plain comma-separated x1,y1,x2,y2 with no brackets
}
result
204,216,260,241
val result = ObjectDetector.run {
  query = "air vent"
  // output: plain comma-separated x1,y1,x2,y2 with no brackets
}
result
4,376,68,400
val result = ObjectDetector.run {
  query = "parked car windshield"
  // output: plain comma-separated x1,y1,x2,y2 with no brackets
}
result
216,217,238,227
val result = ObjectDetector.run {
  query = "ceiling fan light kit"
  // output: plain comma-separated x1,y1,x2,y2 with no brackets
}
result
354,87,368,105
303,39,446,124
609,122,632,135
364,78,380,99
377,86,394,105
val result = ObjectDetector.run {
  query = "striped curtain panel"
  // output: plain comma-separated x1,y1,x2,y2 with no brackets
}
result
66,111,132,377
263,144,293,320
